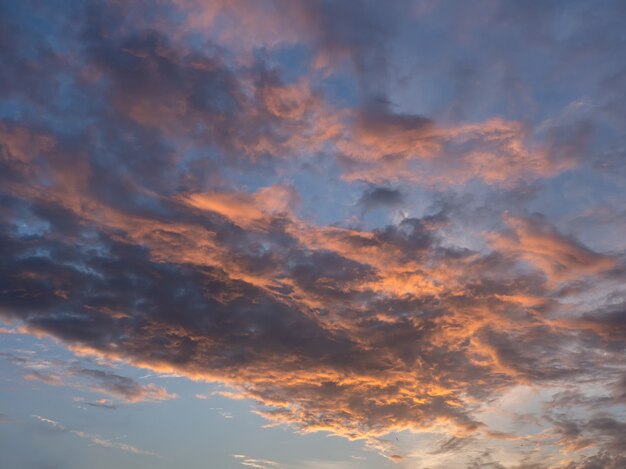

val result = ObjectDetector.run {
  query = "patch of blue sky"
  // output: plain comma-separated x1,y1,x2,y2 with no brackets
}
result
0,327,389,468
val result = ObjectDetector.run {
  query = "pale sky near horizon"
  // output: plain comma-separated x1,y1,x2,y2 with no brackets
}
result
2,1,626,468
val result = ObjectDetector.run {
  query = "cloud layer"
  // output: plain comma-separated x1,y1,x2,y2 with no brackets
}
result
2,0,626,467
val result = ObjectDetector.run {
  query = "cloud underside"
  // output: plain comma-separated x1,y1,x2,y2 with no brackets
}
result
2,0,626,466
2,176,625,458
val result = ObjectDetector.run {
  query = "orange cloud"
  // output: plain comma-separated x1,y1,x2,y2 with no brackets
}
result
339,115,575,186
491,214,617,284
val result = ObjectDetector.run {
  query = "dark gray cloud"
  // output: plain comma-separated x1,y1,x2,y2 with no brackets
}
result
564,452,626,469
357,187,405,213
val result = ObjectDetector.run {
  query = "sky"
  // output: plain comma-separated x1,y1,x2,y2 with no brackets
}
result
1,1,626,468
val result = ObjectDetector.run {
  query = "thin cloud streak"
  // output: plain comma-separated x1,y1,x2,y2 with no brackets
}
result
32,415,161,458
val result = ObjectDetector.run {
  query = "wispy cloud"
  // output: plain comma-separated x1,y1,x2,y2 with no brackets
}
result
233,454,281,469
2,352,176,404
32,415,161,458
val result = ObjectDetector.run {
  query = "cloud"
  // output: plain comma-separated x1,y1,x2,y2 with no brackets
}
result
2,0,626,466
233,454,281,469
23,370,64,386
86,399,118,410
491,213,618,284
547,414,626,456
70,367,177,403
1,175,624,461
1,352,175,404
564,451,626,469
357,187,405,213
430,436,474,455
176,0,409,92
182,185,299,230
32,415,161,457
337,107,576,186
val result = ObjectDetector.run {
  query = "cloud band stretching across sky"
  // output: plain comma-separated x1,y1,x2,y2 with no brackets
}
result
1,1,626,468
